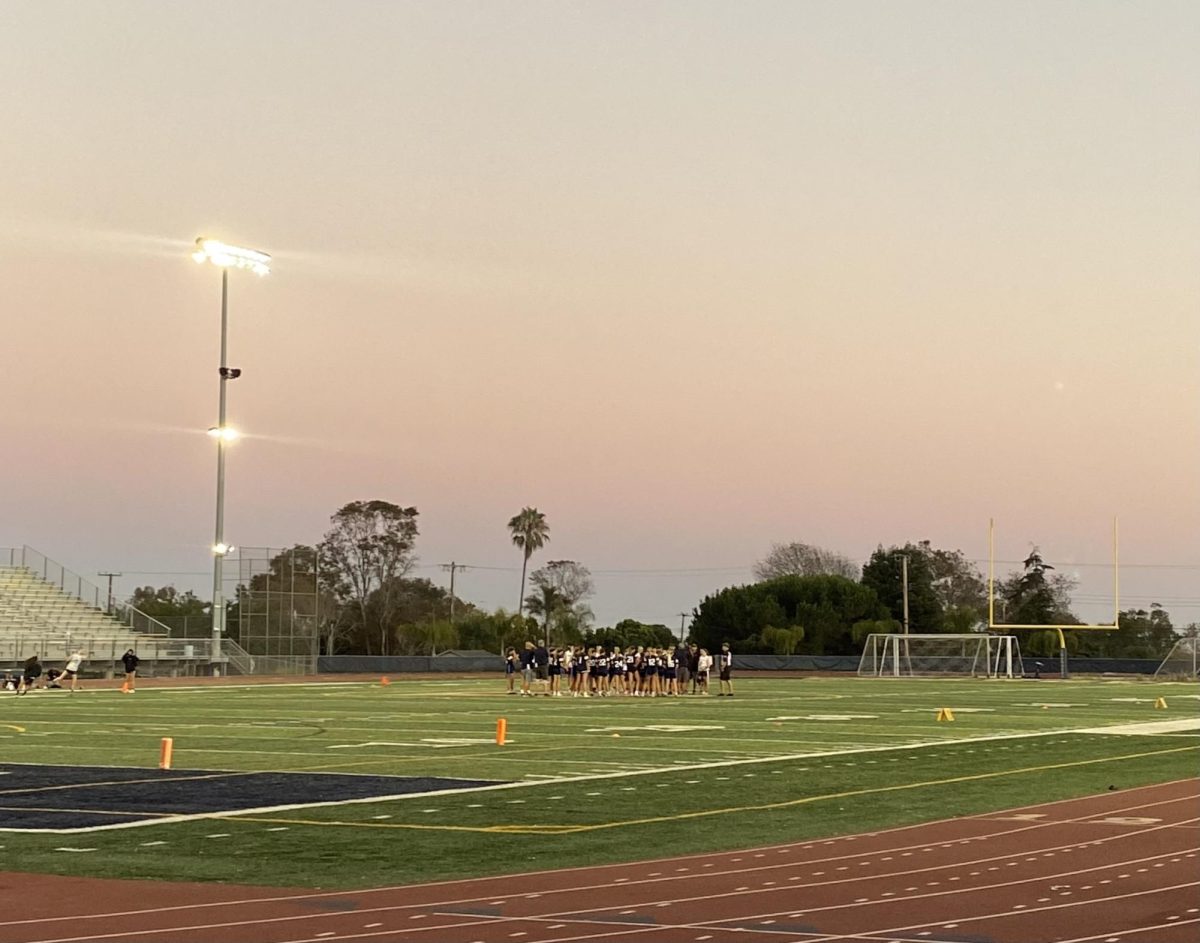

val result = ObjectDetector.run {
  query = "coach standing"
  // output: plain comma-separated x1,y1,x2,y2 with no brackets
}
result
674,641,690,693
121,648,139,693
519,641,535,696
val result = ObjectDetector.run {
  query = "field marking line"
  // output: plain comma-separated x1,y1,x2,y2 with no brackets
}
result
246,744,1200,836
0,806,176,818
0,770,255,797
225,749,1199,837
4,725,1196,834
8,784,1196,931
229,815,581,835
1078,718,1200,736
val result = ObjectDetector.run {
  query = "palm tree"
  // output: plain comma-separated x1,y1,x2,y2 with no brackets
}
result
508,507,550,616
523,584,562,641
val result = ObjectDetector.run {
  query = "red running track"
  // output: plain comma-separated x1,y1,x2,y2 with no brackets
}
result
3,778,1198,943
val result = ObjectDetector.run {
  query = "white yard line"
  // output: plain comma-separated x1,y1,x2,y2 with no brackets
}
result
3,724,1193,835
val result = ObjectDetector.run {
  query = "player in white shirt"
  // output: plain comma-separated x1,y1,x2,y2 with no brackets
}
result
62,649,85,692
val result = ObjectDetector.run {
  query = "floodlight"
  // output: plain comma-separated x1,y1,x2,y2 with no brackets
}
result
207,426,240,442
193,237,271,276
212,543,235,556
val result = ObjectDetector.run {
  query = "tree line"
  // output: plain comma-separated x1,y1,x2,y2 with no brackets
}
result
125,503,1194,660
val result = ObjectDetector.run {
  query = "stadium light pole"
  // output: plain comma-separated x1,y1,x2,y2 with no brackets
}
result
193,237,270,666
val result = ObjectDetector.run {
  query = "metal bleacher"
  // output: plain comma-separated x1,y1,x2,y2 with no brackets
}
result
0,546,252,677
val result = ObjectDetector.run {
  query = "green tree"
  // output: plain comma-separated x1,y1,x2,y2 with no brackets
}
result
231,545,339,657
762,625,806,655
508,507,550,617
585,620,676,650
1073,605,1176,659
691,575,886,655
523,582,561,640
456,608,535,655
919,541,988,628
128,585,209,619
753,542,859,581
126,585,209,636
525,560,594,645
318,500,419,656
861,545,944,632
998,549,1077,627
399,620,459,655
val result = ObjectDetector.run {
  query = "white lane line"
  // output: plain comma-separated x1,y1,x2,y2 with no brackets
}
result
8,786,1198,932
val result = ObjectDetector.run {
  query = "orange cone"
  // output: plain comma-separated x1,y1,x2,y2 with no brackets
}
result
159,737,174,770
380,677,390,686
496,717,508,746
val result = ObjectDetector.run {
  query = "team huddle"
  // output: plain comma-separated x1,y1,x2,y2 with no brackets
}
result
506,641,734,698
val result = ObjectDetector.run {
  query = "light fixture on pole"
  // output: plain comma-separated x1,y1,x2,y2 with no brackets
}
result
193,235,270,665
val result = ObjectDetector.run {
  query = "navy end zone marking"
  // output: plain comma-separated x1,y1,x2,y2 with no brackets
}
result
0,764,501,831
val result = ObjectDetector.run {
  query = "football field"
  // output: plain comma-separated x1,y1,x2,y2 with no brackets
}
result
1,675,1197,889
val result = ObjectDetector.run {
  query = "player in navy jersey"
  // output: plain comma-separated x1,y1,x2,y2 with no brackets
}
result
663,646,678,696
504,648,518,694
642,648,656,696
596,649,610,696
579,647,593,697
548,648,563,697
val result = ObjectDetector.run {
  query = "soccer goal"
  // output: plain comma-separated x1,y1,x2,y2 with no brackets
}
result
857,634,1024,679
1154,636,1200,680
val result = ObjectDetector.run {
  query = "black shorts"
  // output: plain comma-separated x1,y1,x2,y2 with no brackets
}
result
63,669,78,679
535,665,547,681
719,667,731,682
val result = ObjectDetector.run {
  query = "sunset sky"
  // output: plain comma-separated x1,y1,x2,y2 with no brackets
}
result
2,1,1197,627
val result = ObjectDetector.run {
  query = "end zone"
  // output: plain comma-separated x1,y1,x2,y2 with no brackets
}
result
0,764,502,833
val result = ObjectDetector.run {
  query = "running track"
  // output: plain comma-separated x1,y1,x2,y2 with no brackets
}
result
3,779,1197,943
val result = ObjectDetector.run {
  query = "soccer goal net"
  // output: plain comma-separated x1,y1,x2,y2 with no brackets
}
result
1154,637,1200,680
857,634,1024,679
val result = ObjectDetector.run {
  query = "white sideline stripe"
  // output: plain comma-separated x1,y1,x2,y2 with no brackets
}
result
1078,719,1200,736
7,784,1197,930
2,725,1194,835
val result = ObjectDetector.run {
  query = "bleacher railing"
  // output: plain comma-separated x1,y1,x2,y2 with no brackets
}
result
2,546,105,610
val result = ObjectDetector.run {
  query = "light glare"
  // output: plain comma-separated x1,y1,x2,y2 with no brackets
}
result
193,237,271,276
212,543,235,555
207,426,240,442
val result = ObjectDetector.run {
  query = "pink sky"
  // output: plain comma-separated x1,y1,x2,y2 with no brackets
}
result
2,2,1197,626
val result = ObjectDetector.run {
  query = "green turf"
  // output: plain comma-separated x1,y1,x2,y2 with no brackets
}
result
2,676,1197,888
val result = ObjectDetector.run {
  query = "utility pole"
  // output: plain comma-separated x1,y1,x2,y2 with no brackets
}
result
901,555,910,634
440,562,469,623
678,612,689,643
98,571,122,614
